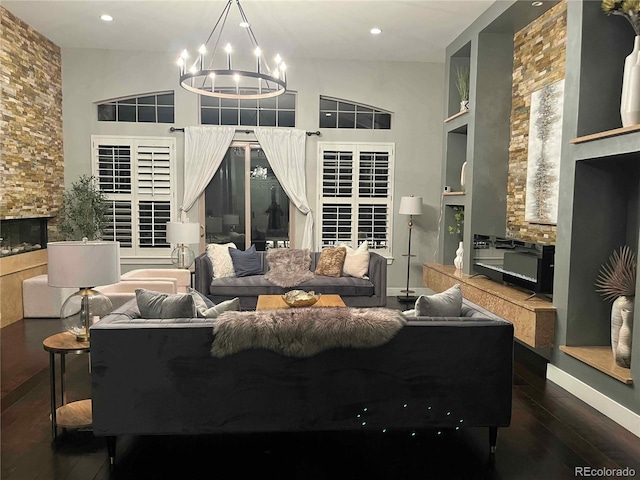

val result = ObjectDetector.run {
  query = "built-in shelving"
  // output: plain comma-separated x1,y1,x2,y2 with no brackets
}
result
444,109,469,124
560,346,632,384
442,191,465,196
570,124,640,144
439,0,640,430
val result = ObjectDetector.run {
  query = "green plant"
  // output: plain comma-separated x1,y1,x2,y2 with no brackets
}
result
602,0,640,35
447,206,464,239
59,175,109,240
595,245,637,302
455,66,470,102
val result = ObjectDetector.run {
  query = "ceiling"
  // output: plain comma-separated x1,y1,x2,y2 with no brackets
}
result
2,0,496,63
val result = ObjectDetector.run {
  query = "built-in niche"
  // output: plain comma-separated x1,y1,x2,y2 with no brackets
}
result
443,205,465,267
444,126,468,193
576,1,636,137
448,42,471,118
566,154,639,348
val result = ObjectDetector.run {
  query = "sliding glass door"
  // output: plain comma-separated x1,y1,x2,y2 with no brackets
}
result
202,143,290,250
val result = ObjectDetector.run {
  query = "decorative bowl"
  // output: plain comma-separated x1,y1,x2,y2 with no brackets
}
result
282,290,321,308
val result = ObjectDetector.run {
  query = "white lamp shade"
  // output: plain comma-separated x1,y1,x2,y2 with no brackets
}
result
166,222,200,244
47,241,121,288
398,196,423,216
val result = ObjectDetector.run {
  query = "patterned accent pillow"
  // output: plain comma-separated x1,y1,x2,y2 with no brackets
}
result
135,288,195,319
315,247,347,277
415,284,462,317
206,242,237,279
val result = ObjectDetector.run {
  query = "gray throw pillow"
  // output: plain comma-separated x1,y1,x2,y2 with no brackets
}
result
415,284,462,317
135,288,196,319
229,244,262,277
187,287,216,308
190,289,240,318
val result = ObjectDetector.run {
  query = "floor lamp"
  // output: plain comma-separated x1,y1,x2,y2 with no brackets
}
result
398,195,422,303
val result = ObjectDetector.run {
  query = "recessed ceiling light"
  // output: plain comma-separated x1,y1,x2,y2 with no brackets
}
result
100,14,113,22
370,27,382,35
239,21,250,28
531,1,543,6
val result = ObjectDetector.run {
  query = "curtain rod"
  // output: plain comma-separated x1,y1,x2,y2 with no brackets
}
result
170,127,321,136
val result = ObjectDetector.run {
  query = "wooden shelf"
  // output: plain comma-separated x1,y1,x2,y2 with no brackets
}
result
442,191,465,196
423,263,556,348
559,346,632,384
53,399,92,428
444,109,469,123
570,124,640,144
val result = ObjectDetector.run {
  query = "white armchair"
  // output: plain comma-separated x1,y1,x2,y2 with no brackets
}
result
120,268,191,293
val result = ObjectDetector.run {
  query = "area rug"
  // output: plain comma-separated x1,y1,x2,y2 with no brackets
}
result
211,307,406,358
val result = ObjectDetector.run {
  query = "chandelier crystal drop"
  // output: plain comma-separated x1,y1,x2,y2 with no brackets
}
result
177,0,287,100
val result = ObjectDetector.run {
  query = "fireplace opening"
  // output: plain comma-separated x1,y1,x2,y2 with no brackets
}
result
0,218,49,257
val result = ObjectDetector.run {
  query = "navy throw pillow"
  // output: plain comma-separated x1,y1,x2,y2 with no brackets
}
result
229,244,262,277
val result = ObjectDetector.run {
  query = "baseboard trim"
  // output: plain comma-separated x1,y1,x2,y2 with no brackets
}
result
546,364,640,438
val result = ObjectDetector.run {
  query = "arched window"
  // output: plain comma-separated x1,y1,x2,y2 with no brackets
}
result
200,89,297,127
97,92,175,124
319,96,392,129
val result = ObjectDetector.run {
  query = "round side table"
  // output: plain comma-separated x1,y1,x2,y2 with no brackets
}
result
42,332,91,441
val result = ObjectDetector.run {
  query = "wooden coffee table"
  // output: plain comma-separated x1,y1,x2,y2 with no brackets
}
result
256,294,346,310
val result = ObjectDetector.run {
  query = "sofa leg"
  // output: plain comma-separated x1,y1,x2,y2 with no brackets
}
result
107,436,116,467
489,427,498,455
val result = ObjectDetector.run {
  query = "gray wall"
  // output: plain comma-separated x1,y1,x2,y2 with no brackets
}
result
61,48,444,289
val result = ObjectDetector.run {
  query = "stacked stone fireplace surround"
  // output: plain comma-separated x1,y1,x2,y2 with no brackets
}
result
1,7,64,326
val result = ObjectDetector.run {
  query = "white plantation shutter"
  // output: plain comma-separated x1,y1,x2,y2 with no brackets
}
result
321,203,353,247
137,145,172,196
138,200,171,248
359,151,389,198
93,135,176,257
322,151,353,197
103,200,133,247
317,143,394,256
97,145,132,193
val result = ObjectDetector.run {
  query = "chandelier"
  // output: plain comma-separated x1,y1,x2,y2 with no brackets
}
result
250,165,268,179
177,0,287,100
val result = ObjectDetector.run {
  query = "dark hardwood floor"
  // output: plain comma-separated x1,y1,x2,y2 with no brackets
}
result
2,298,640,480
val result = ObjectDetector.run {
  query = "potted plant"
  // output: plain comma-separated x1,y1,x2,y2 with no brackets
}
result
59,175,109,241
455,65,470,112
595,245,636,368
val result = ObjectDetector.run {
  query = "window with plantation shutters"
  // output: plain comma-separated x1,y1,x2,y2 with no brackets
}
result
317,143,394,257
92,136,176,258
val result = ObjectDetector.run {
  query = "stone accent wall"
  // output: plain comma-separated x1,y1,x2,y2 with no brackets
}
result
507,0,566,243
0,6,64,226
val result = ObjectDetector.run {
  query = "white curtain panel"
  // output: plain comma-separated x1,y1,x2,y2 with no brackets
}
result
254,127,314,250
181,126,235,220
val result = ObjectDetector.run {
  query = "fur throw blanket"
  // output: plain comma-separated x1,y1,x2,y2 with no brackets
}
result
211,307,406,358
264,248,314,287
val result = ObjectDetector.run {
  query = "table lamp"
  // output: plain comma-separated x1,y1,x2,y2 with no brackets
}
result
223,214,240,232
398,195,423,303
166,222,200,269
47,239,121,341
